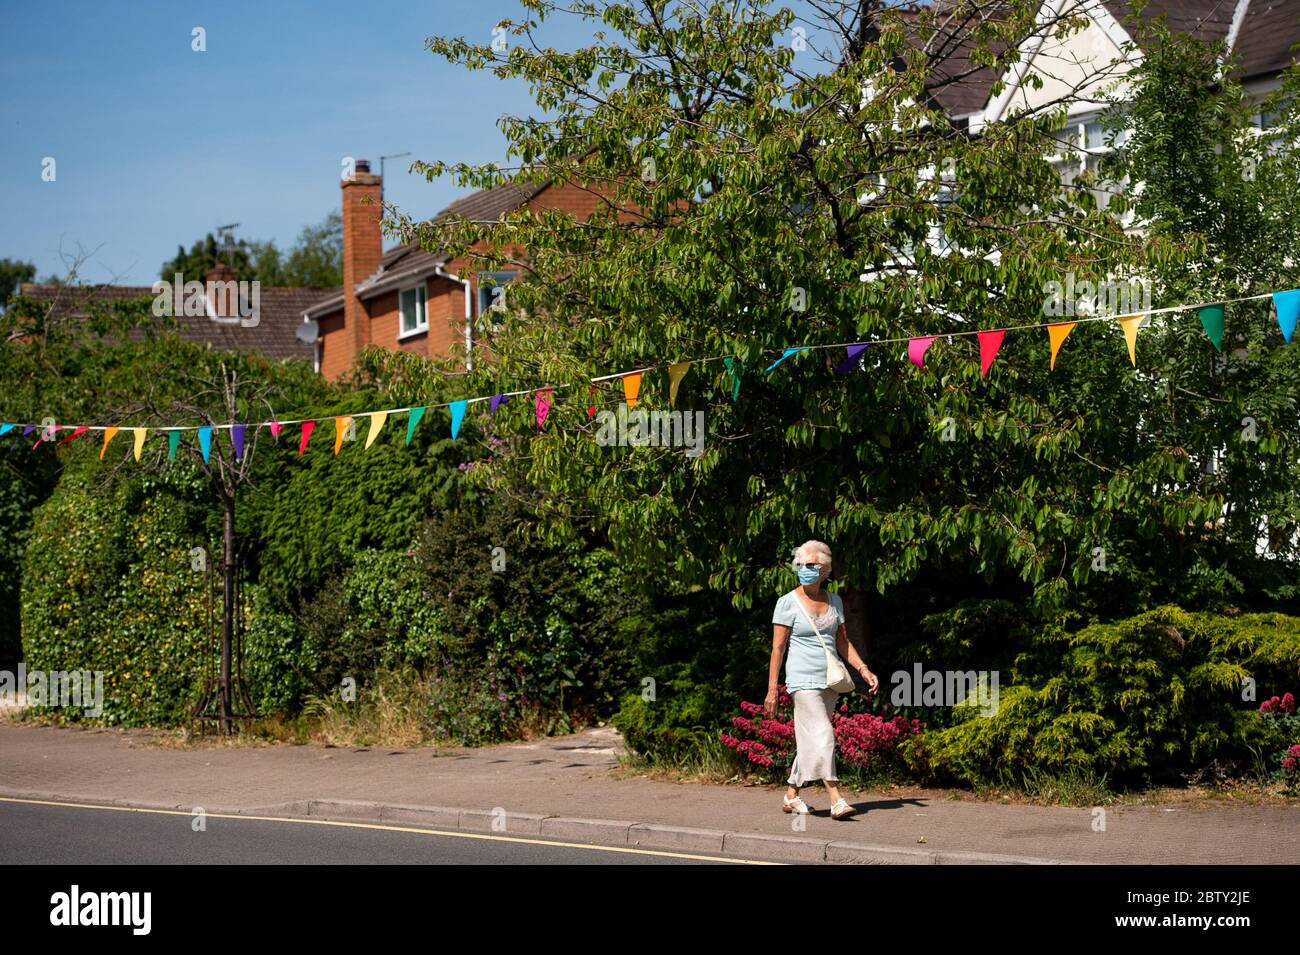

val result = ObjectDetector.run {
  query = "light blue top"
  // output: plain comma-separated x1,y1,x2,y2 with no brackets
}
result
773,589,845,692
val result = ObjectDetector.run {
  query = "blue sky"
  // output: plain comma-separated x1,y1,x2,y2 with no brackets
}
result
0,0,592,285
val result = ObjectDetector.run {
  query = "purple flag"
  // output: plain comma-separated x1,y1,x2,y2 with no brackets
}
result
490,393,510,414
834,343,869,374
231,424,246,459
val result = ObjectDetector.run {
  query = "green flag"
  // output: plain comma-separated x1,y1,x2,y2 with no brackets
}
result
1197,304,1224,352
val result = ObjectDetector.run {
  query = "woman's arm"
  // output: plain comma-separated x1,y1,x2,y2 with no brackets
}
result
836,623,880,693
765,624,790,716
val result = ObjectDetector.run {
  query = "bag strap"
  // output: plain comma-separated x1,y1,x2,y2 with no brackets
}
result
791,590,837,656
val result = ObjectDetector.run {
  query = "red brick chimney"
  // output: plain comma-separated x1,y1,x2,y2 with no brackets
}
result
205,262,239,320
342,158,383,361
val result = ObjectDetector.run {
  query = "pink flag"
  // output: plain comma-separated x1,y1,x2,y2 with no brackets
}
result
269,421,283,440
908,336,937,369
535,388,553,429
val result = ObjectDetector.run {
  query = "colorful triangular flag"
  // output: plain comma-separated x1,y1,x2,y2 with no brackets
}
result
132,427,147,461
365,411,387,449
667,363,690,406
1116,315,1142,366
231,424,247,459
1197,304,1225,352
834,344,868,374
722,357,741,401
199,426,212,463
977,330,1005,378
622,372,642,410
99,426,118,461
1273,289,1300,344
1047,321,1076,370
449,400,467,439
490,394,509,414
908,336,937,369
765,347,807,373
405,407,425,446
334,416,352,455
586,384,597,419
535,388,553,429
168,430,180,461
58,425,89,445
269,420,283,440
298,420,315,456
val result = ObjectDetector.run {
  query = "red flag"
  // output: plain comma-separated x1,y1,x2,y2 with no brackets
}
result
977,329,1005,378
299,420,316,455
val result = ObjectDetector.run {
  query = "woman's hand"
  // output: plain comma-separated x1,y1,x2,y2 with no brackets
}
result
763,688,779,718
857,665,880,694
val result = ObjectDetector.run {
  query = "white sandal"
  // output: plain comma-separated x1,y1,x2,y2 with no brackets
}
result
830,798,857,819
782,794,810,814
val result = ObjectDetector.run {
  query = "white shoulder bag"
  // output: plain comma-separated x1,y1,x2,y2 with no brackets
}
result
791,591,855,694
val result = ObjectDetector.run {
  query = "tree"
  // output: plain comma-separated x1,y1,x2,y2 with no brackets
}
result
403,0,1298,627
159,211,342,287
1101,15,1300,603
0,258,36,311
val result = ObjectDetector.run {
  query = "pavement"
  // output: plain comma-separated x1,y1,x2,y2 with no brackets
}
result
1,721,1297,864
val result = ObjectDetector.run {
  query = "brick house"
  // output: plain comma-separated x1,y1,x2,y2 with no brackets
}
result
301,159,623,381
18,276,330,363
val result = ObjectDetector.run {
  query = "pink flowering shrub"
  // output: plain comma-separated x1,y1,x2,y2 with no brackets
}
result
719,685,923,780
1259,692,1300,792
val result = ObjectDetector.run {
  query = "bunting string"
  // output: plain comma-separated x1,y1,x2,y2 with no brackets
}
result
3,287,1296,445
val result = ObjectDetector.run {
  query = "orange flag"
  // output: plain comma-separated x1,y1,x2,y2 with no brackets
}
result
334,415,352,455
1047,321,1076,371
100,427,119,461
622,372,642,410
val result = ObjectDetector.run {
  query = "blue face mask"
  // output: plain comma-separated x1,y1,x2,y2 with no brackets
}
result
796,564,821,585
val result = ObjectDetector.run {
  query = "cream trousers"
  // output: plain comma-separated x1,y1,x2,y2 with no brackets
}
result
787,687,838,786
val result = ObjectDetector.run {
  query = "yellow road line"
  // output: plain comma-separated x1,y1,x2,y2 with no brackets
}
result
0,796,786,864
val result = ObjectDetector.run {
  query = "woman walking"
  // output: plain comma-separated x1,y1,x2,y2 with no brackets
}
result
766,540,879,818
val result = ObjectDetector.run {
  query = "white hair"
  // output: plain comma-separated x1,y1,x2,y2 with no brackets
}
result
790,539,832,571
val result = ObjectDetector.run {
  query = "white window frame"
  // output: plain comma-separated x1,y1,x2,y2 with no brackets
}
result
1046,110,1133,225
398,282,427,339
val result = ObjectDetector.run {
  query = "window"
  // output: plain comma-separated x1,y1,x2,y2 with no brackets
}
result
1047,113,1128,217
477,271,516,324
399,284,426,337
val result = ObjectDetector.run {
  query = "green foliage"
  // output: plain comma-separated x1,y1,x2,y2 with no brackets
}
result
610,590,770,762
900,606,1300,787
159,211,342,287
0,258,36,310
21,466,212,726
412,489,645,736
408,0,1300,630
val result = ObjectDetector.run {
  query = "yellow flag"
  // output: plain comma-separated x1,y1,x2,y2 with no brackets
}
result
1047,321,1076,371
667,362,690,407
1116,315,1142,366
365,411,387,448
132,427,146,461
100,427,119,461
334,416,352,455
622,372,642,410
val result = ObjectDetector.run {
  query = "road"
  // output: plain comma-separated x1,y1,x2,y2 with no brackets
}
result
0,798,793,865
